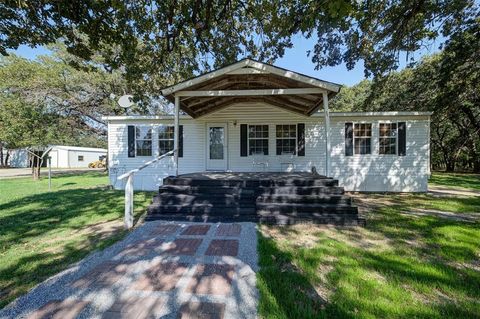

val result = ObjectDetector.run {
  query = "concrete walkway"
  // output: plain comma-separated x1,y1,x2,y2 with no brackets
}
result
0,168,103,179
0,222,258,319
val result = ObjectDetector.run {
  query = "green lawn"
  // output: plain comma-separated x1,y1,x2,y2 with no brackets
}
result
0,171,152,308
258,173,480,319
430,172,480,190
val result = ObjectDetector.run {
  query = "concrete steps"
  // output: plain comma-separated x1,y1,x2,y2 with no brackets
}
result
146,173,364,225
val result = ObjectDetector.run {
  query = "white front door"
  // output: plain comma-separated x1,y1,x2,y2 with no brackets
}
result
207,123,227,171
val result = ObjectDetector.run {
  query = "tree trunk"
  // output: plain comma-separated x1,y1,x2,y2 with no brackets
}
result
445,160,456,172
0,142,3,167
5,150,10,167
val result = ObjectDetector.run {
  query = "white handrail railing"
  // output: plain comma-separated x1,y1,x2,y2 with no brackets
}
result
117,149,176,229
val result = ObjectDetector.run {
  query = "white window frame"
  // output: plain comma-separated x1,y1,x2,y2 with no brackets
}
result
158,125,175,156
353,123,372,155
135,126,153,157
248,125,269,156
276,124,297,155
379,122,398,155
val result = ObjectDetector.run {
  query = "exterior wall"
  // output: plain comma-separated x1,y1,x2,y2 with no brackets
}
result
4,149,29,168
330,116,430,192
66,150,105,168
106,104,430,192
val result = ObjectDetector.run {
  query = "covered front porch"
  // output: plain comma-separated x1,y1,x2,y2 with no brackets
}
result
161,58,341,177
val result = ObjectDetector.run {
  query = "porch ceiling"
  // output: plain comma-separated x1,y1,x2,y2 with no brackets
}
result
162,59,341,118
164,73,337,118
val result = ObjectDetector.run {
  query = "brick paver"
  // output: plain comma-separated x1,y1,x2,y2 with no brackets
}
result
150,224,181,236
181,224,211,236
178,301,225,319
2,222,258,319
27,300,89,319
185,264,235,296
131,261,188,291
164,238,202,256
102,296,165,319
120,238,164,256
205,239,239,256
71,261,129,289
215,224,241,237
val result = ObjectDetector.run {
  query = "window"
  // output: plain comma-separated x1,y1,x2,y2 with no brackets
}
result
248,125,269,155
78,155,84,162
379,123,397,155
135,126,152,156
158,125,174,155
353,123,372,155
276,125,296,155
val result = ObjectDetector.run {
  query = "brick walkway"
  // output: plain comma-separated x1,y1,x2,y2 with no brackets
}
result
0,222,258,319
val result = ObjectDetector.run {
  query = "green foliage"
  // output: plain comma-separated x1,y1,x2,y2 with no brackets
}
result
258,176,480,318
0,0,477,90
0,171,153,308
0,43,130,151
330,20,480,172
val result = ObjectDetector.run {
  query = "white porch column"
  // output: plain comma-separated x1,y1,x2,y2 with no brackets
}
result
174,95,180,176
322,92,331,177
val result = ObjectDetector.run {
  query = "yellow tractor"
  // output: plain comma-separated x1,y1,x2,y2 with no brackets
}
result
88,156,106,168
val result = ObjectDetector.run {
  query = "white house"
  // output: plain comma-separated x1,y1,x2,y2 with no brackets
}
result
4,145,107,168
105,59,431,192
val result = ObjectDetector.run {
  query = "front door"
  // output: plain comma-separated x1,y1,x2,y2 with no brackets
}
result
207,123,227,171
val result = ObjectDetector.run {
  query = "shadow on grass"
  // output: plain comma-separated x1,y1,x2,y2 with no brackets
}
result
429,172,480,190
0,186,152,308
258,205,480,318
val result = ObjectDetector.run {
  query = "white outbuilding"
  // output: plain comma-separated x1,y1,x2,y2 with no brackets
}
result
4,145,107,168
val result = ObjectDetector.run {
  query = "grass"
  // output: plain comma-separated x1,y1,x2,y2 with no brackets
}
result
0,171,152,309
257,173,480,319
430,171,480,190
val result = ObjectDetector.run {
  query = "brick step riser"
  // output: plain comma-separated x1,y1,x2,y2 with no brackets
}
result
256,205,358,214
153,198,256,207
158,186,256,195
163,179,338,187
256,196,352,205
145,214,364,226
148,205,256,215
153,194,255,202
148,205,357,215
257,187,344,195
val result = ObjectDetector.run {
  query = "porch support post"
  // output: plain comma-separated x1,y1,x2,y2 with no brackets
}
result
323,92,331,177
174,95,180,176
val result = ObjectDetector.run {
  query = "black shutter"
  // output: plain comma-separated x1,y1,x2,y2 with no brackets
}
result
297,123,305,156
398,122,406,156
127,125,135,157
178,125,183,157
345,122,353,156
240,124,248,157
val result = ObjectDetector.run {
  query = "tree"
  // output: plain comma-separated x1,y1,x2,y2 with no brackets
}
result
0,0,477,95
330,19,480,172
0,44,131,178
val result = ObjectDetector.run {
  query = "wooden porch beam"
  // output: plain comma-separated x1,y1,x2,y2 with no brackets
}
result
175,88,326,97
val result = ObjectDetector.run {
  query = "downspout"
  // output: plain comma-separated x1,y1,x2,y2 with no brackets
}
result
323,92,331,177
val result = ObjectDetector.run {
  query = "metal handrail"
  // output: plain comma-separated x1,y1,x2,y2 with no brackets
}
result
118,149,176,180
118,149,176,229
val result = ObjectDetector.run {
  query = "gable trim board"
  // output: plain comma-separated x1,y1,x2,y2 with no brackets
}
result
104,104,431,192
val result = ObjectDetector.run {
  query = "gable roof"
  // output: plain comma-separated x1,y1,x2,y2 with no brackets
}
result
160,59,342,118
161,58,342,96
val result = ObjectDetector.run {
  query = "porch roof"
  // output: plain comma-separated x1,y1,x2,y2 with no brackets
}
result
160,59,342,118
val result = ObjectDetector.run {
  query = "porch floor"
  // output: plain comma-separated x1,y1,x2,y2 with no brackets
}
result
176,171,328,180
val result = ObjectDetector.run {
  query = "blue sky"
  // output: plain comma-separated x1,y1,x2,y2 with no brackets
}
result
12,34,443,87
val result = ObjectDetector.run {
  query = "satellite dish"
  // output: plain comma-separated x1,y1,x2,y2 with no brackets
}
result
118,95,135,108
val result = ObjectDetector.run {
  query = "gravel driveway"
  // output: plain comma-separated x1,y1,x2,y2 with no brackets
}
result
0,221,258,319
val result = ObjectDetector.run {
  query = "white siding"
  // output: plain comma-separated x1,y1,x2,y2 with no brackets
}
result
107,103,430,192
330,116,430,192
